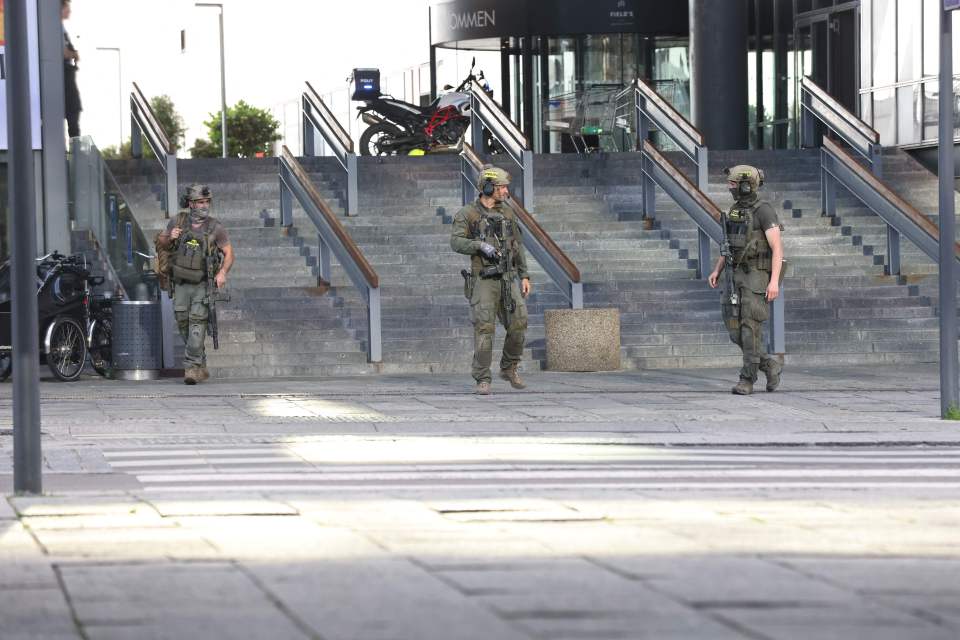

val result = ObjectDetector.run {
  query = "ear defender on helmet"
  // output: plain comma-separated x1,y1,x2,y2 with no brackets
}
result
481,178,495,197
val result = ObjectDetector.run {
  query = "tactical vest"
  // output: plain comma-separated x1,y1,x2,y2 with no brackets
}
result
171,221,215,284
726,200,774,272
465,201,521,276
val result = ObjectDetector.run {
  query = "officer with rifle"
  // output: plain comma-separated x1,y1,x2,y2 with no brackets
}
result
451,166,531,395
157,184,234,384
708,165,784,395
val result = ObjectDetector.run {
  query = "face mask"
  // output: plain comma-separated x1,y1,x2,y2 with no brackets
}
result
190,203,210,222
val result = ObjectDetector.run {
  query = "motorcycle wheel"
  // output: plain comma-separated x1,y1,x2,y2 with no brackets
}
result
0,351,11,382
360,122,403,156
89,318,112,378
46,317,87,382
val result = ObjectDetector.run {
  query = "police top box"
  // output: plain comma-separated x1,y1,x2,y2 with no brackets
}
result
352,69,381,101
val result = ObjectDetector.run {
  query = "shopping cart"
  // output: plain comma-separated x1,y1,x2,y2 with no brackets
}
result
543,84,632,154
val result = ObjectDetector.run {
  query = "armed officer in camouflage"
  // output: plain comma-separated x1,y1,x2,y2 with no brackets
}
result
708,165,784,395
157,184,234,384
451,166,531,395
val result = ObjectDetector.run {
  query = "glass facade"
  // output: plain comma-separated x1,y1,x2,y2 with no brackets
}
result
859,0,960,147
533,34,689,153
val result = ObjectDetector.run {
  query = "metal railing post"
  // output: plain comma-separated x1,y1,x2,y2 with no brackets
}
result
570,282,584,309
367,286,382,363
886,226,902,275
821,152,833,217
521,149,534,212
279,176,293,227
318,234,332,284
471,96,484,151
303,98,315,157
346,153,358,217
642,165,656,218
870,142,901,275
130,107,143,158
164,154,177,219
769,294,785,355
801,91,814,148
461,158,473,206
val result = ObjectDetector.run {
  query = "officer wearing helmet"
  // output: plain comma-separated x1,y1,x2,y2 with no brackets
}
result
708,165,784,395
157,184,234,384
450,165,531,395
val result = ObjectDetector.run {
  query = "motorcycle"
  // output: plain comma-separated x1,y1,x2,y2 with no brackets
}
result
356,57,493,156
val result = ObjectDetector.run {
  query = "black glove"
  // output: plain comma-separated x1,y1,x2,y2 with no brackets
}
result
478,242,498,258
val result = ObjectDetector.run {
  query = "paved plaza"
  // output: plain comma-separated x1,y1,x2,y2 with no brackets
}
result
2,364,959,639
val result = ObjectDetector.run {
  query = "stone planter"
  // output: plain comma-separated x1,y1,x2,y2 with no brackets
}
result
544,308,621,372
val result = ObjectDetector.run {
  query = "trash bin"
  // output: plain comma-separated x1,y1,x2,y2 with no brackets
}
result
112,300,162,380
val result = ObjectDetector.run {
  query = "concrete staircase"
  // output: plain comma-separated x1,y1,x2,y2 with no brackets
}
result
588,150,937,366
107,144,956,379
107,158,376,379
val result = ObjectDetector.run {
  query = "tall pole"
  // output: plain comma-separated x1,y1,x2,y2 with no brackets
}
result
939,5,959,417
196,3,227,157
96,47,123,148
218,8,227,158
5,0,43,494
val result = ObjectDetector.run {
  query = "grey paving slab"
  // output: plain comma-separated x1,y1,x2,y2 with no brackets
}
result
782,558,960,596
716,604,957,640
0,588,80,638
61,563,312,640
248,560,533,640
0,496,14,520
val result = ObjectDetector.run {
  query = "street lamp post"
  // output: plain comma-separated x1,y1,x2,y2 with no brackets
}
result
196,2,227,158
95,47,122,149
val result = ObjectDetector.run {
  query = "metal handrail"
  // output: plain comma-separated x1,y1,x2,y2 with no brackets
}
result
800,79,897,272
459,142,583,308
129,82,178,219
820,137,960,269
626,77,711,277
278,146,381,362
801,76,882,172
640,141,785,356
468,84,534,211
302,82,358,216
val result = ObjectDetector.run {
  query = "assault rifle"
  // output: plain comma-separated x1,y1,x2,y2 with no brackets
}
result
205,249,226,350
478,214,516,327
719,210,739,309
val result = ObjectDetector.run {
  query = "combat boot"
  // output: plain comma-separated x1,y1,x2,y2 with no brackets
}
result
196,367,210,383
499,365,527,389
184,367,200,385
475,381,491,395
761,360,782,392
731,378,753,395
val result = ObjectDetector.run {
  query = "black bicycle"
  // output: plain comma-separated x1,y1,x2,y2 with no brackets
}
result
0,251,113,382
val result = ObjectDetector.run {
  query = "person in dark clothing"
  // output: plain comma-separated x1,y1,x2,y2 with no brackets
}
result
62,0,82,137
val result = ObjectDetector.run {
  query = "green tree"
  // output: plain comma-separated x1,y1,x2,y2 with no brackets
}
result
101,95,186,159
190,100,281,158
150,94,187,152
189,137,220,158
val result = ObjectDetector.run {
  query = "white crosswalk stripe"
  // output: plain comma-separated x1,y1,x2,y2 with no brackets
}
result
100,444,960,493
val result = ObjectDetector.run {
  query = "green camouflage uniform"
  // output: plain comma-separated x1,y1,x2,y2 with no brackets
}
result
165,210,227,372
721,182,781,384
450,198,529,384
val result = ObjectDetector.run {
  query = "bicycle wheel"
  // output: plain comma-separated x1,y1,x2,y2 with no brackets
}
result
88,317,112,378
0,351,10,382
46,317,87,382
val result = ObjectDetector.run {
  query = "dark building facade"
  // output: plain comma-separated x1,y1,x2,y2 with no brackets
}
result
429,0,956,154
